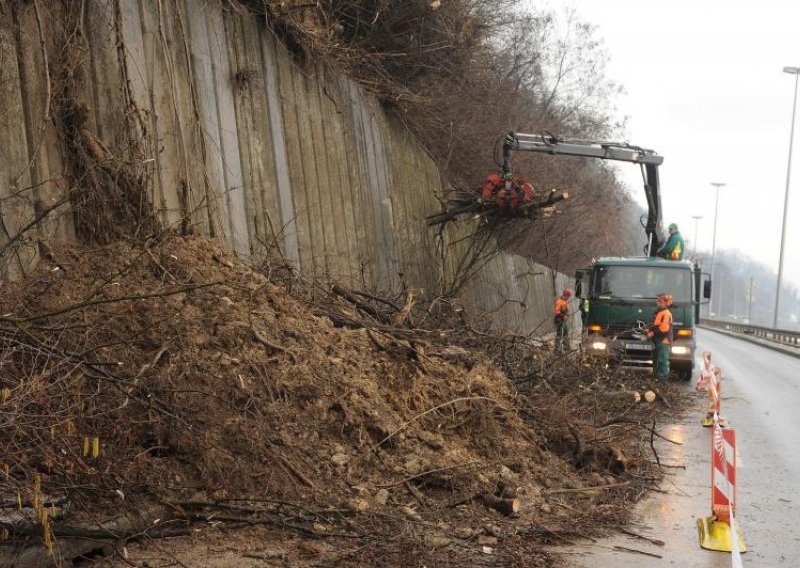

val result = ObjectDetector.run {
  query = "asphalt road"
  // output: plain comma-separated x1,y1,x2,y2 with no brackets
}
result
568,328,800,567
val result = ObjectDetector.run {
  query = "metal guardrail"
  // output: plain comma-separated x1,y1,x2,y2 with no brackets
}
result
700,318,800,348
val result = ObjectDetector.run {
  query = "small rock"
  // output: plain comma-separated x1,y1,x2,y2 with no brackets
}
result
454,527,478,539
428,535,451,548
330,454,349,466
481,546,493,555
375,489,390,505
401,506,422,521
540,503,552,514
351,498,369,511
417,430,445,449
484,524,502,537
221,296,235,306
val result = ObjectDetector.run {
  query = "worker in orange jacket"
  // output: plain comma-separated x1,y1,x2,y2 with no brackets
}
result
554,288,572,352
647,293,673,381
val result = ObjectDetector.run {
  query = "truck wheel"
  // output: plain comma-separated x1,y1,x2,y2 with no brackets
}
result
675,365,692,382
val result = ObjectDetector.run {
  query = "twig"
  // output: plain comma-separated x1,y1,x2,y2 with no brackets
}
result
365,396,502,454
251,327,298,363
612,545,663,559
618,528,665,547
18,280,223,322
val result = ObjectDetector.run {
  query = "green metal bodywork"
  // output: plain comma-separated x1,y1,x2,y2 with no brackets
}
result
583,257,698,377
588,257,695,328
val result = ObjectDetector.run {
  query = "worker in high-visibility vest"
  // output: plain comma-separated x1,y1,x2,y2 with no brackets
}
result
554,288,572,352
580,297,590,330
647,293,674,381
657,223,685,260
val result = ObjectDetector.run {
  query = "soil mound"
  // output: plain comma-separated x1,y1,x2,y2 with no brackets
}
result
0,236,669,566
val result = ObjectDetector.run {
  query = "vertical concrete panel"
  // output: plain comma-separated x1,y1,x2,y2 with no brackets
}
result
303,65,342,279
137,0,185,229
165,0,212,235
183,1,230,246
310,65,353,281
259,29,298,263
289,68,329,279
319,73,358,285
225,13,283,257
10,1,72,245
84,0,127,154
348,83,398,292
0,7,36,279
274,43,314,275
208,8,249,257
338,77,375,288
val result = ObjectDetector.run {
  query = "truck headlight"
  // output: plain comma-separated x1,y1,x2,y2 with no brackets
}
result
591,341,608,351
671,346,690,355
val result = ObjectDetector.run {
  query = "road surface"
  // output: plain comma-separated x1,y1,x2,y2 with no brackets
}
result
569,328,800,567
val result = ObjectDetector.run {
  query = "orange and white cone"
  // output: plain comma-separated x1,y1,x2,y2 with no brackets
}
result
698,352,723,427
697,421,746,555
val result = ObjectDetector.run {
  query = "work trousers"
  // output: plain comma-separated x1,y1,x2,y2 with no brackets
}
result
555,320,570,352
654,342,670,381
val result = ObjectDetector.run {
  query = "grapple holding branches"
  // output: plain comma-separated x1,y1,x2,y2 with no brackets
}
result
427,171,569,227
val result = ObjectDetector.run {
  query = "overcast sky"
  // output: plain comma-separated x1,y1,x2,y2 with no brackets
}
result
533,1,800,289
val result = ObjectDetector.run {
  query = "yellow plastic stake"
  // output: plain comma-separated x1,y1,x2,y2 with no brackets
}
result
92,437,100,458
66,420,75,435
1,527,8,541
82,436,89,457
1,387,9,403
16,492,21,511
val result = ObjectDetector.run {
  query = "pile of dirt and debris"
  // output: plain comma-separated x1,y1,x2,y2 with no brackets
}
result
0,235,686,567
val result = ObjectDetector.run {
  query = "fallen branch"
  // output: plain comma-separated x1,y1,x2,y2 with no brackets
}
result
252,327,298,363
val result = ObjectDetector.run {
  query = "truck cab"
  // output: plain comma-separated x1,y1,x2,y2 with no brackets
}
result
578,257,708,380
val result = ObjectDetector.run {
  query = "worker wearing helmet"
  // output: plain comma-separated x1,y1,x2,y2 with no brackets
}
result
647,293,674,381
657,223,685,260
554,288,572,352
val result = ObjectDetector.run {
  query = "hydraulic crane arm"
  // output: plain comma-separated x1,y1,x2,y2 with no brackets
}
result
502,131,664,257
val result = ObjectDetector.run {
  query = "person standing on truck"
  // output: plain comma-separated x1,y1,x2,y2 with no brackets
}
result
647,294,674,381
657,223,685,260
554,289,572,352
580,297,590,330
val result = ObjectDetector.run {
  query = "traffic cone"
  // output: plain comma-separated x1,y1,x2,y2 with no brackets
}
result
697,424,746,553
697,353,723,427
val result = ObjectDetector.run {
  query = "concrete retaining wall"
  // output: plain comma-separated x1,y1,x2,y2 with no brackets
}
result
0,1,576,336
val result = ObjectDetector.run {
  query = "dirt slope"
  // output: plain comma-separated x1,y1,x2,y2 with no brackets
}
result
0,236,670,566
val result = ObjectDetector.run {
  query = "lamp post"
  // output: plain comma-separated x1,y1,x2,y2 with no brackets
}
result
691,215,703,260
774,66,800,329
709,182,726,318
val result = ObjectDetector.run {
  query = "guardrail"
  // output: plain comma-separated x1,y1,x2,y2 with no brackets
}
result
700,318,800,348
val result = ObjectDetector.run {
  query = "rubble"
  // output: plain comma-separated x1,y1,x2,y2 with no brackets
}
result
0,235,689,566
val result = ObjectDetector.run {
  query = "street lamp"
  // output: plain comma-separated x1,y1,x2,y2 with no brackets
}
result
774,66,800,329
709,182,726,318
691,215,703,260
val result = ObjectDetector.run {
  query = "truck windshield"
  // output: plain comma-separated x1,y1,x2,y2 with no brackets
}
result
594,266,691,302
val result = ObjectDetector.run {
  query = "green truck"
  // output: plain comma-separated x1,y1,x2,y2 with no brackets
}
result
501,132,711,379
577,257,709,380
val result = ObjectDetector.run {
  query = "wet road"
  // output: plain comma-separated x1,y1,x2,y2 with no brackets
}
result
569,328,800,567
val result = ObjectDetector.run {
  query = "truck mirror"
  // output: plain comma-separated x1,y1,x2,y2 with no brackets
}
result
703,280,712,300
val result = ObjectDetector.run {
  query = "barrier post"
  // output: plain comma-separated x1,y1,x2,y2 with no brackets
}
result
697,422,747,554
697,352,724,427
